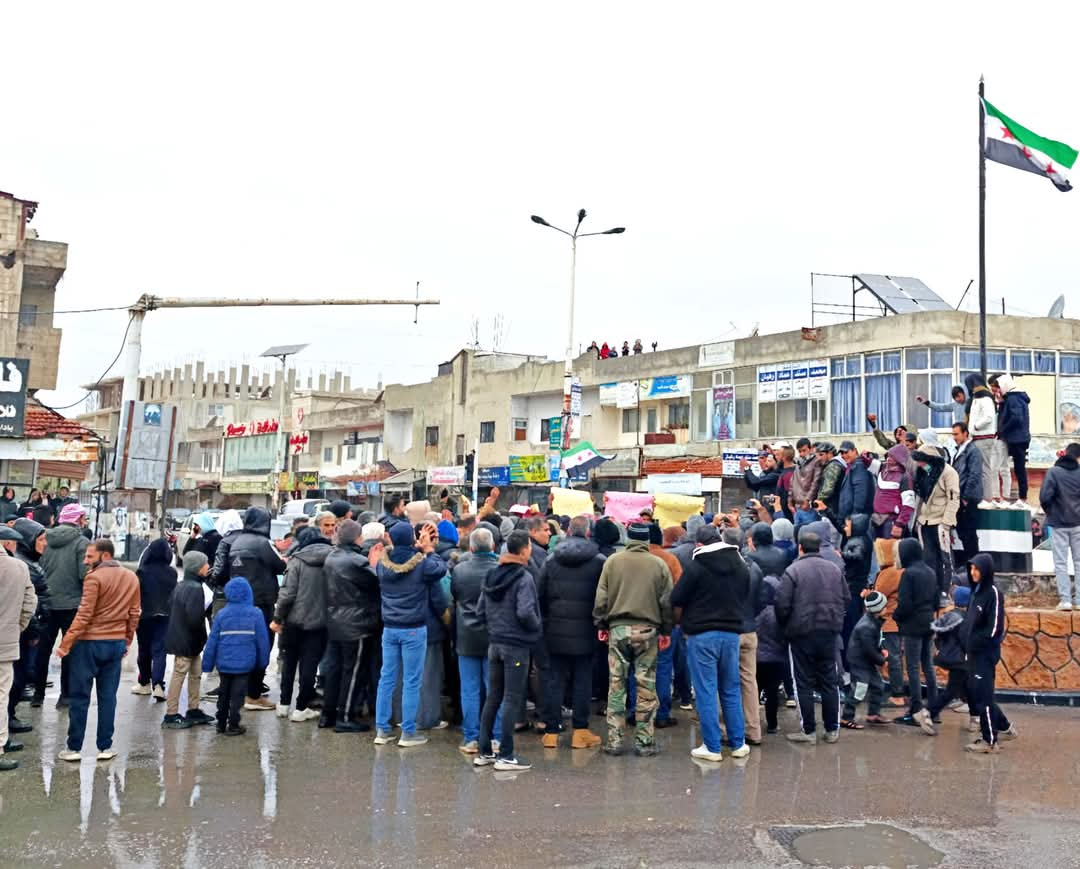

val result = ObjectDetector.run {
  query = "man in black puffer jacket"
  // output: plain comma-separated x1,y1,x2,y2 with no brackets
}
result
9,519,49,734
745,523,787,579
321,520,381,732
892,537,938,726
218,507,285,710
536,516,605,749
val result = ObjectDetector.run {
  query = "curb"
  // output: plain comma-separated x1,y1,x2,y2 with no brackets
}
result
997,690,1080,707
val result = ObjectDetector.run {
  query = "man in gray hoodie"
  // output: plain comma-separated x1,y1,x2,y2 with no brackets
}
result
34,503,89,706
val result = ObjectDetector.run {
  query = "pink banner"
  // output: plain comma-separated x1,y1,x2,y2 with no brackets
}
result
602,491,655,525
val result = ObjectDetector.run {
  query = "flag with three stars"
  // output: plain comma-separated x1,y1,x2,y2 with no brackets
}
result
983,98,1078,191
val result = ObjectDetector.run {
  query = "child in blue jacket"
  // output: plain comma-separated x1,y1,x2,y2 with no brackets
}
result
203,578,270,735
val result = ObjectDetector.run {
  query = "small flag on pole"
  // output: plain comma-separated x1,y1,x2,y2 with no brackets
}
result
983,98,1078,191
560,441,613,474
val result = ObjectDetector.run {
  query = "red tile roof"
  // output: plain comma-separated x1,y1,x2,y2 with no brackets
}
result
24,404,98,440
642,456,726,476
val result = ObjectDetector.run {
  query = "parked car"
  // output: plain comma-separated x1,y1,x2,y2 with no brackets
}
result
278,498,330,519
164,508,192,531
175,510,221,557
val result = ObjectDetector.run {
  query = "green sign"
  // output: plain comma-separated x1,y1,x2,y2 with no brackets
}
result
509,454,550,483
548,417,562,451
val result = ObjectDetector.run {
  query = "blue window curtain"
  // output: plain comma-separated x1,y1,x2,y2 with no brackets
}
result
960,348,1006,371
831,378,861,434
865,374,900,433
1061,354,1080,375
1010,351,1033,373
931,348,953,369
1035,352,1056,373
930,374,954,427
884,351,901,372
905,348,928,369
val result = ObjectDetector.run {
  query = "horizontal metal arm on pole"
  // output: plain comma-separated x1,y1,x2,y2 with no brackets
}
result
134,294,440,311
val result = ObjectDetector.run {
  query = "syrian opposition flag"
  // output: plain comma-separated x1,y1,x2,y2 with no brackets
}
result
561,441,613,474
983,98,1078,191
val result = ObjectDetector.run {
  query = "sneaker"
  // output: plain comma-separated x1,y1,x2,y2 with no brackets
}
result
965,739,998,753
634,743,660,757
426,720,450,731
205,686,220,698
914,709,937,735
161,714,192,730
678,701,694,711
654,718,679,729
977,500,996,510
7,718,32,734
58,749,81,762
998,725,1019,741
397,733,429,748
224,725,247,736
493,756,531,771
131,683,151,695
96,749,117,761
784,699,797,708
730,743,751,759
276,704,289,718
290,708,320,723
333,720,371,733
690,744,724,762
946,698,966,712
1057,601,1074,611
602,743,625,756
823,730,839,744
969,716,981,733
3,740,23,753
186,709,214,726
1007,500,1029,510
473,753,497,767
766,726,779,735
894,714,918,726
152,685,166,702
373,730,397,745
30,693,43,708
786,731,817,744
244,697,275,711
459,741,480,755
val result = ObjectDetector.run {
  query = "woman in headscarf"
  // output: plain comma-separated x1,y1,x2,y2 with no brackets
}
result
769,517,797,567
964,373,999,502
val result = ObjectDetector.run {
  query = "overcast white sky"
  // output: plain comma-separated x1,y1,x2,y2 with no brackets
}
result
6,2,1080,408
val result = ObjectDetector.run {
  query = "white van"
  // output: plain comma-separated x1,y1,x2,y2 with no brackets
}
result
279,498,331,519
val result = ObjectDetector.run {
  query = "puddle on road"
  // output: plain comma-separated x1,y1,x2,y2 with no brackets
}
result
773,822,944,868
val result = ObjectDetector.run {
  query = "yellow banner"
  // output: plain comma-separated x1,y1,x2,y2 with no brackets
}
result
653,492,705,530
550,487,595,518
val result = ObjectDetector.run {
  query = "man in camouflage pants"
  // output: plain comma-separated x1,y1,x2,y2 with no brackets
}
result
593,523,674,757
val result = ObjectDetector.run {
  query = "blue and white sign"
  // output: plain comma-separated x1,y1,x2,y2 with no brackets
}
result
478,466,511,488
722,449,759,478
641,375,692,399
757,366,777,402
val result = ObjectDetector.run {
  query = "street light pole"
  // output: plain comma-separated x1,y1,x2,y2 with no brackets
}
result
531,211,624,453
261,344,308,512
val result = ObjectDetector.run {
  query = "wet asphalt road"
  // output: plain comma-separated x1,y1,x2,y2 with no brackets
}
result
2,655,1080,868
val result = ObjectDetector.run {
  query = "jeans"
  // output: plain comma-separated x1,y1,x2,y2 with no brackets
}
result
375,626,427,736
545,653,592,730
459,654,501,744
216,672,248,729
672,627,692,704
686,631,745,753
136,616,169,689
416,642,445,729
279,626,327,710
883,632,904,695
34,607,77,698
1051,526,1080,605
902,634,938,714
655,630,675,722
480,643,529,760
66,639,126,752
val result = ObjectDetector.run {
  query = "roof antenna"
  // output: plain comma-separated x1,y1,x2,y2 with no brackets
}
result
414,280,420,324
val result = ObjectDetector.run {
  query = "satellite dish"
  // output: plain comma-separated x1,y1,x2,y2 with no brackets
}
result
1048,295,1066,319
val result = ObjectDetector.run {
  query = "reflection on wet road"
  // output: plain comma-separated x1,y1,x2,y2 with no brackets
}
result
2,675,1080,867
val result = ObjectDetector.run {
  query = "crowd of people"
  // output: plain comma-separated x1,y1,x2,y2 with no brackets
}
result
586,339,657,359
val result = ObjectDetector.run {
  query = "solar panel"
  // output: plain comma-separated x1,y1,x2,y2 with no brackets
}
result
853,274,952,315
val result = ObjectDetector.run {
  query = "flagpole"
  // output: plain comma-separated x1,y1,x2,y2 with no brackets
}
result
978,76,988,380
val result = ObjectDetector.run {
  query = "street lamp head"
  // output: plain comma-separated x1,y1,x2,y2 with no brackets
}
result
577,208,587,224
603,227,626,234
530,215,550,226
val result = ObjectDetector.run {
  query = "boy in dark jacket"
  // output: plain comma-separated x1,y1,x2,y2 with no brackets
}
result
202,578,271,735
840,591,890,728
840,513,872,670
892,538,939,725
918,585,976,736
474,530,542,772
961,554,1016,751
134,538,177,700
162,552,213,729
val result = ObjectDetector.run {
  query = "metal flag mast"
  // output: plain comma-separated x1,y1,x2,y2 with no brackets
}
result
979,76,988,381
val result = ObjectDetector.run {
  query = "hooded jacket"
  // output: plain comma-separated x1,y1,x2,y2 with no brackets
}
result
377,544,447,630
951,439,984,504
209,509,244,591
872,539,902,634
450,550,498,657
1040,452,1080,528
538,536,606,657
995,374,1030,444
222,507,287,609
670,540,750,635
40,522,89,610
931,608,967,670
746,523,788,579
912,448,959,527
964,373,997,438
0,555,35,662
670,516,705,572
838,458,875,521
743,464,780,499
755,575,787,663
817,456,847,516
274,529,333,630
841,513,872,593
187,511,223,564
165,561,209,657
800,520,845,572
202,577,270,675
869,446,915,530
775,551,849,638
12,518,49,639
0,492,18,524
847,612,886,682
893,538,938,637
592,518,624,558
478,560,542,647
137,538,178,620
592,540,674,633
323,542,381,642
963,553,1005,655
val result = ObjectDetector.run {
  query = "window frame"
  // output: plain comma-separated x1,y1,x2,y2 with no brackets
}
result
479,420,495,443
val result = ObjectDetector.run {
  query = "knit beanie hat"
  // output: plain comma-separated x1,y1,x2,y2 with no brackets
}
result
864,590,887,614
627,523,651,542
593,518,621,548
329,500,352,519
182,551,208,577
389,522,415,549
337,519,362,546
437,519,459,544
952,585,972,607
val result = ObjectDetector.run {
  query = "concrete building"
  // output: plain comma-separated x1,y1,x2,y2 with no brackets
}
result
383,310,1080,511
0,190,67,391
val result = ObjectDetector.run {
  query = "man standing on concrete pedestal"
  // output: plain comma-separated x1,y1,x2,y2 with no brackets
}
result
1041,443,1080,611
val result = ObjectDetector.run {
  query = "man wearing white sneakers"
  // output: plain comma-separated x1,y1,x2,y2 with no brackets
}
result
1041,443,1080,611
56,539,140,763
